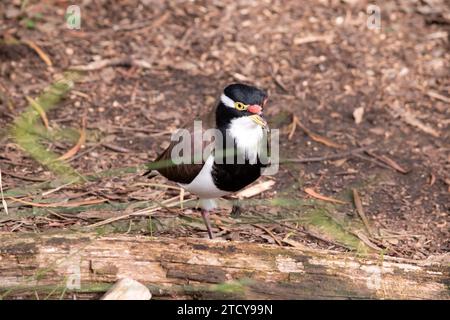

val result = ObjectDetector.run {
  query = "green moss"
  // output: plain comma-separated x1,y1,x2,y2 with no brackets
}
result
211,279,252,295
302,206,367,253
11,72,83,183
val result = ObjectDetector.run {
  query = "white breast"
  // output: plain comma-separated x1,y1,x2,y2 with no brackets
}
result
180,155,230,200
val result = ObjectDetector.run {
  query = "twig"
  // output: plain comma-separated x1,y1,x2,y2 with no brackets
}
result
57,116,87,161
352,189,373,236
389,102,440,137
426,91,450,104
0,169,47,182
353,153,394,171
0,169,9,215
101,143,131,153
351,230,383,251
293,115,345,149
282,146,369,163
364,150,409,174
69,58,152,71
253,224,283,246
256,214,352,250
85,196,190,228
42,179,77,197
287,114,297,140
23,40,52,67
46,209,73,221
8,197,106,208
304,188,347,204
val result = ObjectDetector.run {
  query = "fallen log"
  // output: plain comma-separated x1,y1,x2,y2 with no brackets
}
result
0,232,448,299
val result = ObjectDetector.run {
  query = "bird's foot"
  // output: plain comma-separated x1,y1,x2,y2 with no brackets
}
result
230,203,242,217
201,209,214,239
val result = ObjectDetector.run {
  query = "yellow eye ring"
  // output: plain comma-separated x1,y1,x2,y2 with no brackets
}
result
234,102,247,111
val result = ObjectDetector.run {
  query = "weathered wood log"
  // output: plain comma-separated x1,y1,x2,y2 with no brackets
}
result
0,232,448,299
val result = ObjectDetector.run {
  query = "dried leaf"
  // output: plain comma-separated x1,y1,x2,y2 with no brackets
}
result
287,115,297,140
429,173,436,186
304,188,347,204
295,117,345,149
58,117,86,161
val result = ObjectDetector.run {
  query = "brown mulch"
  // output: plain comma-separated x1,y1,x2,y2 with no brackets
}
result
0,0,449,260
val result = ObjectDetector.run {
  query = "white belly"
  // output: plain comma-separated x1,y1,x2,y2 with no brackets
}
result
180,155,230,199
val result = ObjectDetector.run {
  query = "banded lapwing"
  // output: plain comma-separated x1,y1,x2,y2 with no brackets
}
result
145,83,270,238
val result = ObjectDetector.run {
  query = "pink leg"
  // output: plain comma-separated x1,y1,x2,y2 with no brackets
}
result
201,209,214,239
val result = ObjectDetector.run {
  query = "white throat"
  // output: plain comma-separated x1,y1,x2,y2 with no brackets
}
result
228,116,264,164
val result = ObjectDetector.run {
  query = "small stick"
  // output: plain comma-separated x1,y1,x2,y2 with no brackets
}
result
352,189,373,237
256,214,352,250
282,147,369,163
101,143,131,153
253,224,283,246
426,91,450,104
0,169,47,182
69,58,152,71
364,150,409,174
0,169,9,215
353,153,394,171
23,40,52,67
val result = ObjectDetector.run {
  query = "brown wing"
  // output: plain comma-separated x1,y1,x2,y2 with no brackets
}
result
150,108,216,184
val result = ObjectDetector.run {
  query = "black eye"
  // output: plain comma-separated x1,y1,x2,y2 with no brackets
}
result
234,102,247,111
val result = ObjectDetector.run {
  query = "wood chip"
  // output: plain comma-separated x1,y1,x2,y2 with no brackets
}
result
304,188,347,204
236,180,275,198
294,34,334,45
101,278,151,300
353,106,364,124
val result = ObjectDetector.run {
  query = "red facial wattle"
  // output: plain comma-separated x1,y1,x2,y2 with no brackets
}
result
248,104,262,115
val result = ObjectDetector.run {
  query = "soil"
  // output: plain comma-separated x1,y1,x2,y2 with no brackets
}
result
0,0,449,260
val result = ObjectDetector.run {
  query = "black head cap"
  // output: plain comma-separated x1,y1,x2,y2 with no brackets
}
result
223,83,267,106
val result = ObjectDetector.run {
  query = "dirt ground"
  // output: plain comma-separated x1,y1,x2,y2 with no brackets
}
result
0,0,449,261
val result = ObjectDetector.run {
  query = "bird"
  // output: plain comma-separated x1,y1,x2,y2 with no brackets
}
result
144,83,270,239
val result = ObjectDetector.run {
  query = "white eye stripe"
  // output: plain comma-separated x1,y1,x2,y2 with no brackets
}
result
220,93,235,108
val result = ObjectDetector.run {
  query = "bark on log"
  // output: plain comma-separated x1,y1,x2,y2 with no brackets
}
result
0,232,448,299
